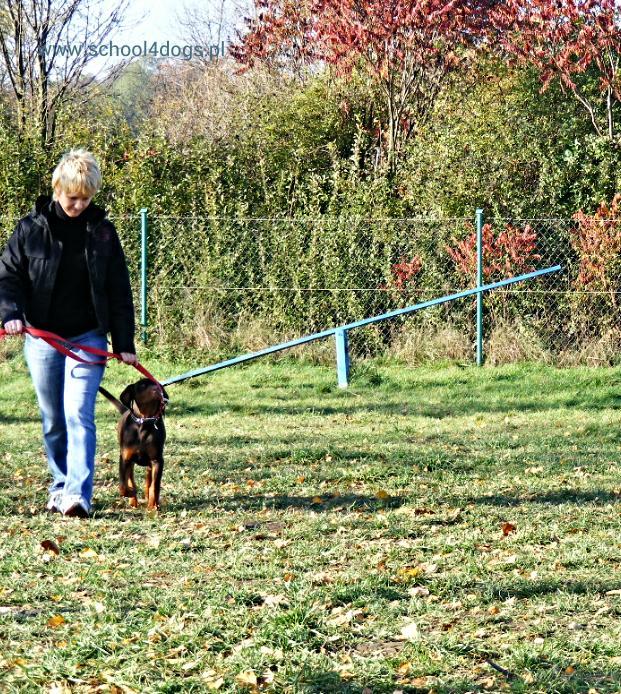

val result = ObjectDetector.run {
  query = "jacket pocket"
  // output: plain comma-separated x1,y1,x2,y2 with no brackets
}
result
24,235,49,259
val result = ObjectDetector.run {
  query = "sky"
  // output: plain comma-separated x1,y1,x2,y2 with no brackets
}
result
88,0,236,74
115,0,185,46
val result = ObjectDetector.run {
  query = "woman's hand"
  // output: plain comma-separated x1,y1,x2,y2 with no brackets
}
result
120,352,138,365
3,319,23,335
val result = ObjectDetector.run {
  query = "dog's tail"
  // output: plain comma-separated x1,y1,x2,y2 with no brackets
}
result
98,386,127,415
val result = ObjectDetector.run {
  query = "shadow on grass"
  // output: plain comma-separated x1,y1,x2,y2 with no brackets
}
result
0,413,40,424
486,576,621,600
164,492,408,514
169,389,621,421
461,488,621,507
298,666,621,693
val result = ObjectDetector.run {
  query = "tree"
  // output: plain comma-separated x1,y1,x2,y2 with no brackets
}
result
0,0,129,148
177,0,253,66
490,0,621,142
231,0,495,175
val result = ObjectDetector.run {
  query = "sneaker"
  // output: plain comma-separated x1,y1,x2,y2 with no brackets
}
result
63,503,90,519
46,493,62,514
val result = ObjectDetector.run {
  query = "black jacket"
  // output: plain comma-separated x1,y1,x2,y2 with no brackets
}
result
0,195,136,354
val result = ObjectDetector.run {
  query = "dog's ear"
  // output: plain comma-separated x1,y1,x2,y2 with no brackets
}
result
120,384,135,409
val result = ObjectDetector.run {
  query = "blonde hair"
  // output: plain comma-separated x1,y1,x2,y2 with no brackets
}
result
52,148,101,199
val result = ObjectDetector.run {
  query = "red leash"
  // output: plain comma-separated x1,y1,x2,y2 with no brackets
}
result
0,326,162,387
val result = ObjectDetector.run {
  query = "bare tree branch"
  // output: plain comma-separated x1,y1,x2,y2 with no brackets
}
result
0,0,129,147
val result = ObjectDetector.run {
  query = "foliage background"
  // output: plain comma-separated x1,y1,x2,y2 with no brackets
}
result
0,44,620,363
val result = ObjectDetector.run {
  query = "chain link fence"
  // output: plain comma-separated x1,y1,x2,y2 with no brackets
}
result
1,210,619,366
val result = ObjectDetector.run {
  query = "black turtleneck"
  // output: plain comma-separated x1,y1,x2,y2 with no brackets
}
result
43,200,98,338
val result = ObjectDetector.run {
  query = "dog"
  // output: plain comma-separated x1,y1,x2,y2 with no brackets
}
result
99,379,169,511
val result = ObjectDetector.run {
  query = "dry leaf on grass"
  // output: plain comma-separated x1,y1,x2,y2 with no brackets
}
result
47,615,66,628
79,548,98,559
327,607,365,627
40,540,60,555
395,565,425,583
236,670,257,687
46,684,71,694
399,620,420,641
502,522,517,536
355,640,404,657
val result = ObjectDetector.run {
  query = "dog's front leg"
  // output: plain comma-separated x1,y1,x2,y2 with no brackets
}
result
119,451,138,508
145,465,152,506
147,458,164,511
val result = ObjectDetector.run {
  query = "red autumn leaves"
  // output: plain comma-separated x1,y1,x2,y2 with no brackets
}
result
446,224,541,282
384,222,541,292
572,193,621,296
232,0,621,171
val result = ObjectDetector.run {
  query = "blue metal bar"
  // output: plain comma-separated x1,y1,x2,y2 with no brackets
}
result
476,208,484,366
161,264,562,386
335,328,350,388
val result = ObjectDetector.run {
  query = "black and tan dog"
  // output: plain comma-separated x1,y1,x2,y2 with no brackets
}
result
99,379,168,511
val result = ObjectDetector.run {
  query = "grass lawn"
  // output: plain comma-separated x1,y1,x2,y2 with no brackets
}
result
1,351,621,693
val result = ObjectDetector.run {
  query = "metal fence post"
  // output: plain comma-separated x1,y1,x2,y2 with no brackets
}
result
476,208,484,366
335,328,350,388
140,208,148,343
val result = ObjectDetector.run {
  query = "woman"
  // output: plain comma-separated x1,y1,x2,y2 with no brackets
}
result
0,149,136,518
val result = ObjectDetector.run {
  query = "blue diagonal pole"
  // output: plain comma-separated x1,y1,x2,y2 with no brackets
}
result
161,265,562,387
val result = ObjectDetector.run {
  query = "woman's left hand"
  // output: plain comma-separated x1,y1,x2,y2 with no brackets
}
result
120,352,137,365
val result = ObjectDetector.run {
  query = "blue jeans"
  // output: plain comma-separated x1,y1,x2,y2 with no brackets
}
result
24,328,107,513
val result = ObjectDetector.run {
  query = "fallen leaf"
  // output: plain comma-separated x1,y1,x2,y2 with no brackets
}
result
261,594,289,609
399,620,420,641
396,662,412,676
480,676,496,689
395,566,424,583
40,540,60,555
201,668,223,687
327,607,365,627
236,670,257,687
376,490,390,500
502,522,516,536
80,548,98,559
408,586,430,597
355,640,404,657
311,496,323,505
47,615,66,628
309,571,333,585
46,684,72,694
